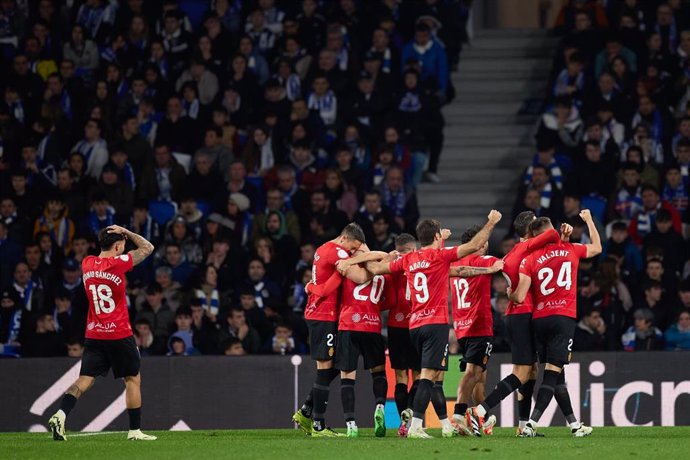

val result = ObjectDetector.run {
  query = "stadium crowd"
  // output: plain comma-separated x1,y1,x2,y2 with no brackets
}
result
509,0,690,352
0,0,470,358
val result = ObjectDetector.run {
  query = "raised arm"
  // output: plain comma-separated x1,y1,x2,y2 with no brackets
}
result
560,223,573,242
580,209,602,258
449,259,504,278
107,225,154,266
305,270,343,298
525,227,560,250
455,210,502,259
509,273,532,304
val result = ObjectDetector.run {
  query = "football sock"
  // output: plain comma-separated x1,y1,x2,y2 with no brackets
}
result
372,372,388,406
412,379,433,420
531,369,560,423
128,407,141,431
517,379,536,423
407,380,420,410
312,369,335,430
341,378,356,422
454,403,468,416
431,381,447,419
480,374,521,415
394,383,408,416
59,394,78,417
554,370,577,424
300,389,314,418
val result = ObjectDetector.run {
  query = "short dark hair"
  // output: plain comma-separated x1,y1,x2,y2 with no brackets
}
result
97,228,125,251
416,219,441,246
642,279,662,291
646,257,663,267
641,184,659,195
395,233,416,249
611,221,628,232
513,211,536,238
656,209,672,223
529,217,553,236
460,225,482,244
223,337,242,350
341,223,366,243
176,306,192,317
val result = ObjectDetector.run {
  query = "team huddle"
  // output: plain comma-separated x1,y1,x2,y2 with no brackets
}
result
292,208,601,438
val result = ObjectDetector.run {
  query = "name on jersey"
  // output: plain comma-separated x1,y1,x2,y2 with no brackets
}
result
82,270,124,285
536,250,570,265
408,260,430,272
411,308,436,321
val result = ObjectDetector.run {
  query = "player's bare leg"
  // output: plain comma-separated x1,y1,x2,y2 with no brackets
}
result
467,364,531,436
48,376,95,441
340,370,358,437
310,360,342,437
124,374,156,440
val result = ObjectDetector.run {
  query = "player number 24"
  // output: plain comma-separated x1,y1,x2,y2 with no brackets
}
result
537,262,572,296
88,284,116,315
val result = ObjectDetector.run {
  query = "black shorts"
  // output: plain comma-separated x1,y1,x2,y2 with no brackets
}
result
388,327,421,371
532,315,576,367
458,336,493,371
410,324,449,371
334,330,386,372
80,336,141,379
506,313,537,365
307,320,337,361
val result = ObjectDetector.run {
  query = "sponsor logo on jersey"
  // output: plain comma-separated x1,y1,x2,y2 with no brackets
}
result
395,313,405,322
536,302,545,311
411,308,436,321
453,319,473,330
352,313,361,323
118,255,130,262
88,321,117,331
337,249,349,259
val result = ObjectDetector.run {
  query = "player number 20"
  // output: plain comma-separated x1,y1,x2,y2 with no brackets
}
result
353,275,385,304
413,273,429,303
537,262,572,296
88,284,116,315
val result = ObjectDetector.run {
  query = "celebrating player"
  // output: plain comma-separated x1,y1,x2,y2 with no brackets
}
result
292,223,384,437
335,247,397,438
387,234,421,437
449,226,504,436
343,210,502,438
48,226,155,441
465,211,561,436
510,211,601,437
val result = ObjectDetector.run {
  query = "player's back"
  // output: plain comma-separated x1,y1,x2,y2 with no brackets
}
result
305,241,349,322
451,254,496,338
82,254,133,340
339,274,393,333
521,241,588,320
391,246,457,329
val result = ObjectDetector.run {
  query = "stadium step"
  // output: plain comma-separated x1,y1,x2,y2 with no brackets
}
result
418,27,554,243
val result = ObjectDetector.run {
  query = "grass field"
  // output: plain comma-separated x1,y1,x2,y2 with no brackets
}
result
2,427,688,460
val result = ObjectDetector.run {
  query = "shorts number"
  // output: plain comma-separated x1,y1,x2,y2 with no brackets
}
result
452,278,471,309
537,261,572,296
88,284,115,315
413,273,429,303
326,333,334,347
353,275,385,304
443,344,449,358
485,342,493,357
567,338,573,352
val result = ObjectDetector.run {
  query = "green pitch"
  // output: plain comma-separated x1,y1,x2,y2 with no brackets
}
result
2,427,688,460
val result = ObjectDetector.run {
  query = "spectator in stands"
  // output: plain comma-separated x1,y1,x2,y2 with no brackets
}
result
628,185,682,244
568,140,616,198
643,209,685,273
219,307,260,354
159,242,195,286
136,283,175,341
262,321,305,355
574,306,607,351
665,310,690,350
22,312,65,357
536,96,583,156
138,144,187,203
622,308,664,351
152,266,181,312
223,337,246,356
134,318,166,356
378,166,419,234
601,221,644,276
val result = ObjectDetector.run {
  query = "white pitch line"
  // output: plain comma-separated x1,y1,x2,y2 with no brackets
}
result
69,431,127,437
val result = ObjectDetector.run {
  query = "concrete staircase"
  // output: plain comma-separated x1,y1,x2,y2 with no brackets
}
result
417,29,558,245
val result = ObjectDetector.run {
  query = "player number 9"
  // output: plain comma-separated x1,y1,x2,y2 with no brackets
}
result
413,273,429,303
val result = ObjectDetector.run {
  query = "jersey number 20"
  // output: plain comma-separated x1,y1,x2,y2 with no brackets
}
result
537,262,572,296
88,284,116,314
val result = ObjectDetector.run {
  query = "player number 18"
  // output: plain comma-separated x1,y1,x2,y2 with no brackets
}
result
537,262,572,296
88,284,116,315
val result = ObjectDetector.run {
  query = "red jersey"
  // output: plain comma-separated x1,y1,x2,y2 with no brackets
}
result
519,241,588,319
338,274,394,333
451,254,497,338
389,246,457,329
305,241,350,322
503,229,560,316
82,254,134,340
387,270,411,329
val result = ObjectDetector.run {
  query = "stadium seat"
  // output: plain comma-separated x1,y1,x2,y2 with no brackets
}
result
149,200,178,226
582,195,607,223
